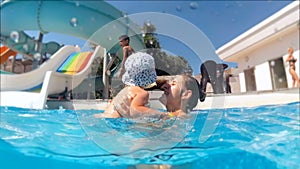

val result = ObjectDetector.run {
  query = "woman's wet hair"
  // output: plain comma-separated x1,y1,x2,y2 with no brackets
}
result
181,75,201,111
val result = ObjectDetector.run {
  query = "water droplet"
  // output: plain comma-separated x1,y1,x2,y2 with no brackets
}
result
23,44,28,51
189,2,198,9
107,36,112,41
10,31,19,43
146,20,151,27
70,17,78,27
75,1,80,7
270,61,276,67
213,11,220,16
22,55,31,61
33,53,41,60
236,2,243,7
176,5,182,12
90,17,95,22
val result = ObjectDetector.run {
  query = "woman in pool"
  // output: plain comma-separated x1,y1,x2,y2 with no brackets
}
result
94,52,201,119
286,47,299,87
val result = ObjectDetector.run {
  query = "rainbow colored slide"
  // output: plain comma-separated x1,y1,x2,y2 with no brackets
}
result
0,45,106,109
57,52,93,75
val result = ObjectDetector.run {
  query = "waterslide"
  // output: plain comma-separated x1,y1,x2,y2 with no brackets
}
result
0,46,17,64
1,45,102,92
0,0,145,109
1,45,79,91
0,0,144,56
1,45,105,109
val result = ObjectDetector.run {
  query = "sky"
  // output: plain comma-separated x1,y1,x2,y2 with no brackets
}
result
106,1,293,74
2,0,293,75
108,1,292,49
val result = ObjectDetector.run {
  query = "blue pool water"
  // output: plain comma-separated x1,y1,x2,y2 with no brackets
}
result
0,102,299,169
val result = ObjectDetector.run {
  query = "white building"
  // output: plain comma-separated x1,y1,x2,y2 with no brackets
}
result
217,1,299,92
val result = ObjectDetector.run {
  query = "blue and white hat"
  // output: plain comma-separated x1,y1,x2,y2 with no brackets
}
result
122,52,157,88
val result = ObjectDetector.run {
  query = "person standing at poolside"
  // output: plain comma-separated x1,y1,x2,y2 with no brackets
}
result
118,35,135,79
225,73,233,93
286,47,299,87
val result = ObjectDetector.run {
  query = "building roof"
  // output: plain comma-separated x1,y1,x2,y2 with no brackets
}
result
216,1,300,62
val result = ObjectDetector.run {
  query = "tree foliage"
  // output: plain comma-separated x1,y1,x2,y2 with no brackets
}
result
142,22,193,75
91,21,193,77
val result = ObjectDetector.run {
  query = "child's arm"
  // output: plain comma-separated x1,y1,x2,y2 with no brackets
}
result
129,90,182,119
129,90,167,119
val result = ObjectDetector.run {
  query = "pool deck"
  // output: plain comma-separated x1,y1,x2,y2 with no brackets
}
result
46,87,299,110
196,87,299,110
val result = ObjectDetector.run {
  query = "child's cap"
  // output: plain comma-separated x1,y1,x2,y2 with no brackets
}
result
122,52,157,88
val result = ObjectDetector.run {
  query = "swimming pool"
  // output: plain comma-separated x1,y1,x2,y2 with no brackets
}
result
0,102,299,169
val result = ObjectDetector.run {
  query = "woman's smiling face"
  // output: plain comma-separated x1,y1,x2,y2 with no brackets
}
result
160,76,186,109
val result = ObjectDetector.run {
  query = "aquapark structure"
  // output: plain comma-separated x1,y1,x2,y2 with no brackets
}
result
0,0,145,109
1,1,299,110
